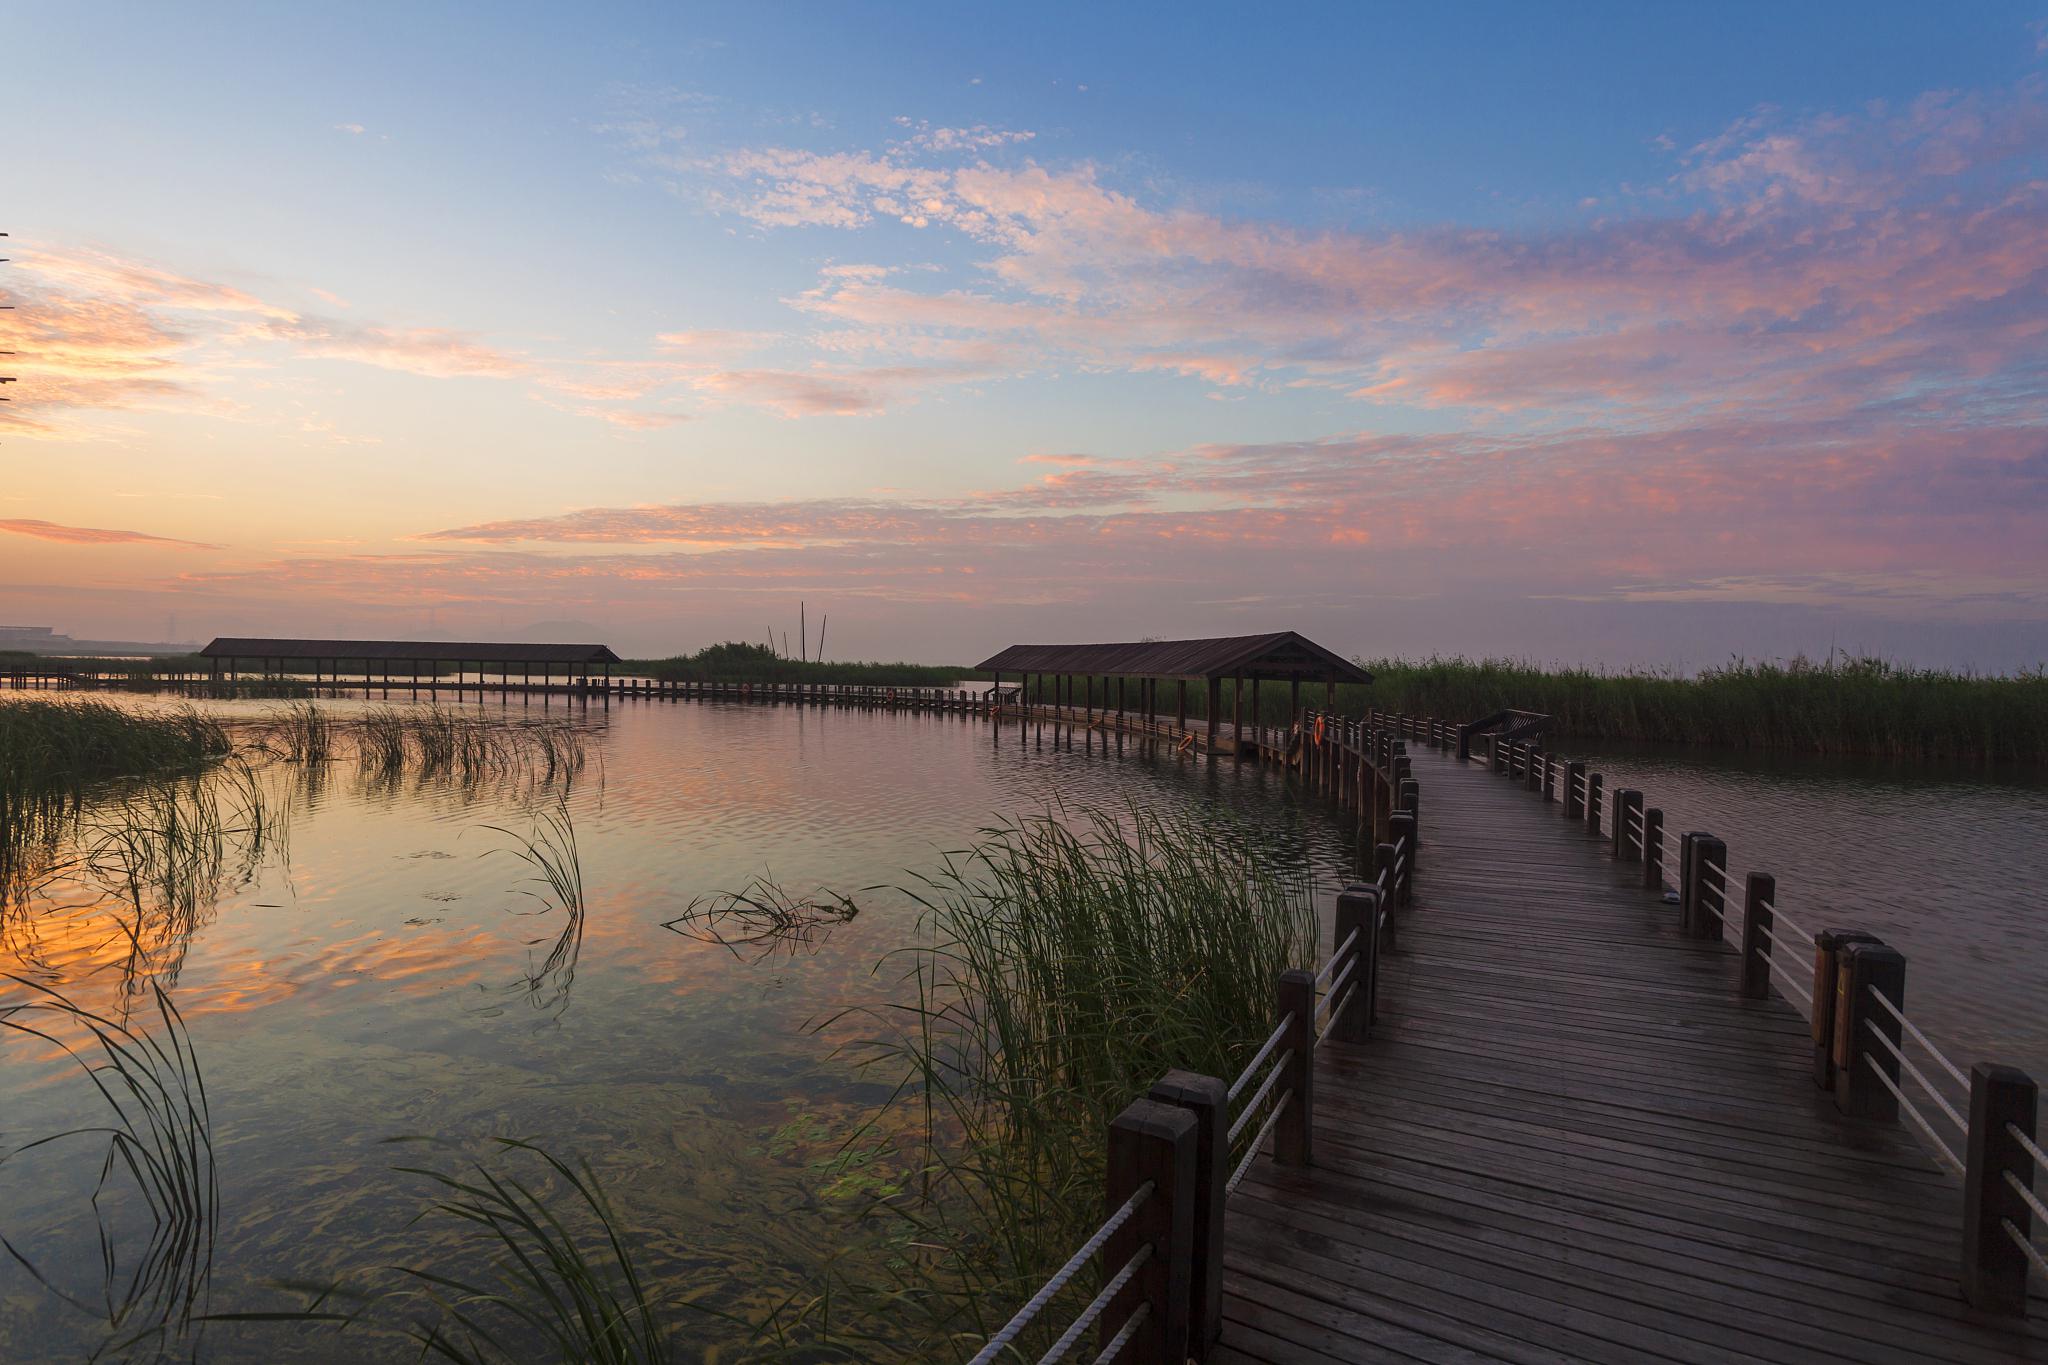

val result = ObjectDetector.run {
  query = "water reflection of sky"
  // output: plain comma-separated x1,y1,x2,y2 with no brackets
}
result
1,695,1362,1361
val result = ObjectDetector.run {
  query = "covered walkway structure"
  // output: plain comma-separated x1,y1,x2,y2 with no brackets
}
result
197,637,621,690
977,631,1371,754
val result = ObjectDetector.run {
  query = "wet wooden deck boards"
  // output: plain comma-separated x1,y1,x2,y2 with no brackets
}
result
1215,746,2048,1364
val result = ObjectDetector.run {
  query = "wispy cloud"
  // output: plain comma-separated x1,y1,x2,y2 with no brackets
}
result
0,518,220,549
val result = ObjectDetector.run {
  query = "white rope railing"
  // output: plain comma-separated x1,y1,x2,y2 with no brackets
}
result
968,1181,1155,1365
1757,938,1815,1010
2002,1220,2048,1283
1228,1050,1293,1146
1317,958,1358,1022
1226,1016,1291,1104
1757,897,1813,945
1864,987,1971,1092
1863,1018,1967,1133
1862,1052,1966,1178
1036,1244,1153,1365
1315,927,1359,986
1316,983,1361,1049
2011,1123,2047,1174
1226,1092,1292,1194
2006,1169,2048,1229
1090,1303,1149,1364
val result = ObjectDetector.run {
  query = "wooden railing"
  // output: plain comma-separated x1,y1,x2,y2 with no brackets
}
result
1475,727,2046,1316
970,711,1425,1361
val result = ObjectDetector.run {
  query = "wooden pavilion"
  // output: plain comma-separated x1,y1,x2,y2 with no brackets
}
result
977,631,1371,749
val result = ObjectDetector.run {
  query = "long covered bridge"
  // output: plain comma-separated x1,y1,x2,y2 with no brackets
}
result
197,637,622,690
977,631,1372,754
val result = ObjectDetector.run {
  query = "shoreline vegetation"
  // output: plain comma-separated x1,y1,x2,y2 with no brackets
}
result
1004,655,2048,765
637,640,970,687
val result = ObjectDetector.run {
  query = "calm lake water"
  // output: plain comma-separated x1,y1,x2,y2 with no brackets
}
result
0,693,1359,1362
3,693,2043,1361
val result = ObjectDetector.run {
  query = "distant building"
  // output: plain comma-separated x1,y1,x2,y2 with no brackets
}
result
0,625,197,657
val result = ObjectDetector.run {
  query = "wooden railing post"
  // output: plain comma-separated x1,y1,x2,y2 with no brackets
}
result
1147,1071,1227,1356
1739,872,1776,999
1275,970,1316,1167
1102,1098,1196,1363
1679,834,1726,940
1810,928,1881,1090
1563,761,1586,820
1375,842,1401,950
1388,812,1417,905
1641,808,1665,890
1833,941,1905,1120
1525,744,1544,792
1961,1064,2038,1316
1611,790,1641,860
1334,884,1382,1039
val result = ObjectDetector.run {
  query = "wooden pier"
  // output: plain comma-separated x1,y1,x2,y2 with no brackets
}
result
970,708,2048,1364
1215,739,2047,1364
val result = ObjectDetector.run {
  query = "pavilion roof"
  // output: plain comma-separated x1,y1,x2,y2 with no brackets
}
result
976,631,1370,684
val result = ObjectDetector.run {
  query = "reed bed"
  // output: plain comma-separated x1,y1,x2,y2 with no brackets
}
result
247,704,590,783
0,699,232,907
0,976,217,1349
642,641,970,688
810,805,1317,1357
1033,655,2048,763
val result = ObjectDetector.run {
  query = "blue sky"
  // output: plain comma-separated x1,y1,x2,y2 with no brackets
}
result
5,3,2046,666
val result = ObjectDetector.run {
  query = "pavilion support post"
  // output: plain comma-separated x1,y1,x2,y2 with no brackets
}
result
1205,677,1220,753
1288,677,1300,747
1231,675,1244,762
1177,679,1187,732
1251,678,1262,759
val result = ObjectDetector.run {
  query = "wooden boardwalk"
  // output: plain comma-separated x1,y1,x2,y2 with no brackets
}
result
1216,744,2048,1364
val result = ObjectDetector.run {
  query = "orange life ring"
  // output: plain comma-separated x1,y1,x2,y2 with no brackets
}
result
1315,715,1327,744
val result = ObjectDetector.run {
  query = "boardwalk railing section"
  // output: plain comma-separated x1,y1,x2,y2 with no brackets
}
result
1473,723,2048,1318
972,712,1420,1362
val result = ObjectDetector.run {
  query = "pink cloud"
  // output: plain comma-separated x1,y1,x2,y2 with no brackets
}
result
0,518,220,549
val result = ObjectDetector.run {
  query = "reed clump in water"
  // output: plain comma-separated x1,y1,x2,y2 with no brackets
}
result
0,976,218,1351
663,874,859,960
806,805,1317,1357
248,704,589,783
483,796,587,1012
379,1137,680,1365
0,699,232,906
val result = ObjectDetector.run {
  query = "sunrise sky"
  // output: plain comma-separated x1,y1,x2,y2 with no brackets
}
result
5,3,2045,668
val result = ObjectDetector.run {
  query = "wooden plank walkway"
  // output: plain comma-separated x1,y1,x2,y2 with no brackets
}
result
1216,745,2048,1364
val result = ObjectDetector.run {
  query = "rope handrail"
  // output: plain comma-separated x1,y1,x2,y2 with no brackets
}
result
1316,982,1361,1049
1315,927,1360,986
967,1181,1155,1364
1228,1049,1293,1146
1862,1017,1967,1133
2001,1219,2048,1283
1036,1244,1153,1365
1226,1016,1291,1104
1090,1303,1149,1364
1757,897,1813,945
1226,1090,1292,1194
1758,943,1815,1010
1626,809,1644,829
1863,986,1971,1092
2006,1169,2048,1230
1317,957,1359,1020
2010,1122,2047,1171
1862,1052,1965,1178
